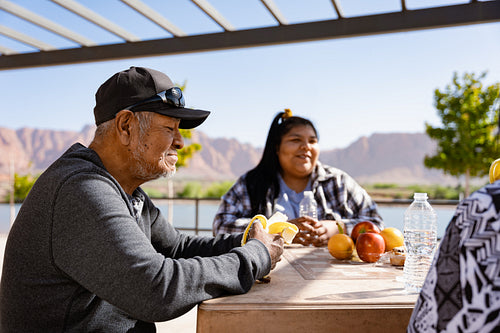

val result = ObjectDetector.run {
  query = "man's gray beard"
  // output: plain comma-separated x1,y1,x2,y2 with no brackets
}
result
131,144,176,181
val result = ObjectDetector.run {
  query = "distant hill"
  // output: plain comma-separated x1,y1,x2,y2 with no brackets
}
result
320,133,464,185
0,125,480,186
0,125,95,182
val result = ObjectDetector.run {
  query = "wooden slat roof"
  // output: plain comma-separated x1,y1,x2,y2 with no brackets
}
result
0,0,499,70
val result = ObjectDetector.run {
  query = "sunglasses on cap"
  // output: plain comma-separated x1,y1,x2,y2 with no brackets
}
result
125,87,185,111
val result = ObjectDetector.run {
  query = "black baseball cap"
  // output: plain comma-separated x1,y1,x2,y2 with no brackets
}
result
93,66,210,129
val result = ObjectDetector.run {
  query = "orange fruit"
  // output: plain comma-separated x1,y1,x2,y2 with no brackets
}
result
328,234,355,260
380,227,404,251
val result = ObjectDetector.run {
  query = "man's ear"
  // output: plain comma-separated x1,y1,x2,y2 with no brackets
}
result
114,110,135,145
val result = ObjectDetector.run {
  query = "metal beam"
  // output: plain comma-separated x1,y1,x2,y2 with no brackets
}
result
0,24,55,51
0,44,16,55
331,0,344,19
1,2,499,70
190,0,235,31
0,0,95,46
260,0,288,25
401,0,407,12
120,0,186,37
51,0,140,42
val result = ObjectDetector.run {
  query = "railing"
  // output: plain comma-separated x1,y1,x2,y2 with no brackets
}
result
155,197,221,235
155,197,460,235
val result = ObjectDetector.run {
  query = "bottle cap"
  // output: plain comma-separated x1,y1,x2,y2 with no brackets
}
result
414,193,428,200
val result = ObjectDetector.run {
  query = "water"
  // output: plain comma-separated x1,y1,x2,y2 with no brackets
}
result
402,194,438,293
0,203,21,233
0,202,456,237
299,191,317,219
403,229,437,293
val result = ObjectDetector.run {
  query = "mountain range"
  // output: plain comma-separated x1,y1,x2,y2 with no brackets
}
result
0,125,472,186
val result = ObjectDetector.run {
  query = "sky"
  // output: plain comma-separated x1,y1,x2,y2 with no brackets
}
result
1,0,499,151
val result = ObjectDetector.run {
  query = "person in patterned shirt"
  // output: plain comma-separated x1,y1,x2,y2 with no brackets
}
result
407,181,500,332
213,110,383,247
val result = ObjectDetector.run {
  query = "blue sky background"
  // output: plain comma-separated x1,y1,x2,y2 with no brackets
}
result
0,0,499,150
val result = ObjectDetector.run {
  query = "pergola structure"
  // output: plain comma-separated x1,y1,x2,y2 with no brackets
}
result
0,0,499,70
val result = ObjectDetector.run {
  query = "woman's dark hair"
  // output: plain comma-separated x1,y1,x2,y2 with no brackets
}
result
245,111,318,215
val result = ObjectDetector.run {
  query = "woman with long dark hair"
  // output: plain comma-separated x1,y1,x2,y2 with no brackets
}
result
213,110,383,247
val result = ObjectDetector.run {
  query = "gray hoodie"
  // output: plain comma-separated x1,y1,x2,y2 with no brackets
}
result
0,143,271,332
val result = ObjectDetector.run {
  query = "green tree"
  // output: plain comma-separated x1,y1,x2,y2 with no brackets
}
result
6,173,38,202
175,81,202,169
176,128,201,168
424,72,500,197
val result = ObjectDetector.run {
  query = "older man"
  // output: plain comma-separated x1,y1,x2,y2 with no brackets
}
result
0,67,283,332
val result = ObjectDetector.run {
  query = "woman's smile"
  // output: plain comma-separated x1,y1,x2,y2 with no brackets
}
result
277,124,319,180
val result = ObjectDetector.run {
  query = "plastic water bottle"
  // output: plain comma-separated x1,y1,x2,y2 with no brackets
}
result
299,191,317,219
403,193,437,293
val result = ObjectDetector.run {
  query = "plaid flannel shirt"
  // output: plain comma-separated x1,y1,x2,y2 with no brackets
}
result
213,161,383,236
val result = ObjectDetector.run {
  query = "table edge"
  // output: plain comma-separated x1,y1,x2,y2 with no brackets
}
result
198,302,416,311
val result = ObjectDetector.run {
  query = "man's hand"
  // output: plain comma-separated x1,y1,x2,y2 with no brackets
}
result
248,221,284,270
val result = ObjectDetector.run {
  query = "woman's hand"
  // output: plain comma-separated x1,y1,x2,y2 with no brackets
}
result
288,217,338,247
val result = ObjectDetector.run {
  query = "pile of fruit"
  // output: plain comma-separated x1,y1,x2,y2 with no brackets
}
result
327,221,405,265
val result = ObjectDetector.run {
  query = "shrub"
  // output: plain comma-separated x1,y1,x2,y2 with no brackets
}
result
204,181,234,198
143,188,164,199
373,183,398,189
178,182,203,198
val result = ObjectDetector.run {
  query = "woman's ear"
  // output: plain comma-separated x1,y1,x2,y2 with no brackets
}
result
114,110,135,145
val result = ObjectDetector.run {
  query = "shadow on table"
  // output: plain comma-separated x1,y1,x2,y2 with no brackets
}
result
306,288,408,301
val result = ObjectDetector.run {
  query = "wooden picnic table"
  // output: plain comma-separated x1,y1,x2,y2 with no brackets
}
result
197,245,418,333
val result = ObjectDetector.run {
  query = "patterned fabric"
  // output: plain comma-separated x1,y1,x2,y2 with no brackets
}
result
213,161,383,236
128,191,145,222
408,182,500,332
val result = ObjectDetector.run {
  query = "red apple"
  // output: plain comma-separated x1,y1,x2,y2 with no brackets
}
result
351,221,381,243
356,232,385,263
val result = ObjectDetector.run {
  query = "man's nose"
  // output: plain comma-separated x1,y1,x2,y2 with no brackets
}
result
173,129,184,150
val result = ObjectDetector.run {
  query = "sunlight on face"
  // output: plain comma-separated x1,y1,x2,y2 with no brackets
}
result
277,125,319,179
131,140,176,180
130,113,183,181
